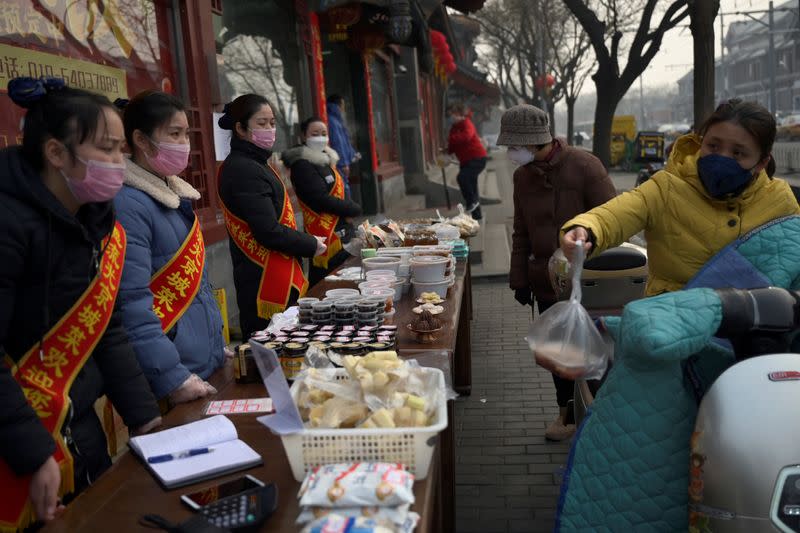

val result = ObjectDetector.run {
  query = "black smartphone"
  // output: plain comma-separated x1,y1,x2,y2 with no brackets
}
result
180,474,265,510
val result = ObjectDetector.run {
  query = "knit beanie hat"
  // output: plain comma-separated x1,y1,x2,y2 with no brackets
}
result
496,104,552,146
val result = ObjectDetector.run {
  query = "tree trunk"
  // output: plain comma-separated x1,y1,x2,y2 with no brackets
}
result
592,74,617,168
547,99,557,137
566,96,576,147
690,0,720,126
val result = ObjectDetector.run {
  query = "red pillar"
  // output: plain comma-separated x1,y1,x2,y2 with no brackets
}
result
308,12,328,123
363,54,379,172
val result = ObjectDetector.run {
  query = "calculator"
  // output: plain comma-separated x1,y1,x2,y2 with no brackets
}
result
198,483,277,531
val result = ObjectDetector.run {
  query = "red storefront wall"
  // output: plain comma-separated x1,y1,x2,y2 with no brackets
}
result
0,0,226,243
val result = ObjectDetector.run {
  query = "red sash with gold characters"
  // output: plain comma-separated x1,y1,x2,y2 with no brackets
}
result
298,166,344,269
0,222,126,532
150,215,205,332
219,163,308,320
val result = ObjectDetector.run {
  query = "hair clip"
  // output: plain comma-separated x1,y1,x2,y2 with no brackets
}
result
7,77,48,109
41,77,66,92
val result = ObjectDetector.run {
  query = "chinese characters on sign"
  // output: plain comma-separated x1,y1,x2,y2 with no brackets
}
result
0,43,128,101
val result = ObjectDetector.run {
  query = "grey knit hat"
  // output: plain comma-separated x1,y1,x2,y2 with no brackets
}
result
496,104,552,146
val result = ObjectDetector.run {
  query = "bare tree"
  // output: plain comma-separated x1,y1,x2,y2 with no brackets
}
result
563,0,690,167
689,0,720,126
477,0,596,138
540,0,595,144
479,0,569,124
221,35,298,150
476,39,518,109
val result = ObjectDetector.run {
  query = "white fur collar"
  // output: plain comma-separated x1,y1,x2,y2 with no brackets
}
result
124,159,201,209
282,144,340,168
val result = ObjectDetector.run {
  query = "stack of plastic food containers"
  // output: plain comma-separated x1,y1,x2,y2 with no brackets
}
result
410,254,452,299
442,239,469,261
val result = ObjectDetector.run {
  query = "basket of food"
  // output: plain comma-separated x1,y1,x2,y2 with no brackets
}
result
282,352,448,481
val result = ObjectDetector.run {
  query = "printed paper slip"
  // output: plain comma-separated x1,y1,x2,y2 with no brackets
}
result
205,398,274,415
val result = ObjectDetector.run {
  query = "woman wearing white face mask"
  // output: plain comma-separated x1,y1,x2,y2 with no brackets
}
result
497,104,615,441
282,116,362,286
113,91,225,407
218,95,327,337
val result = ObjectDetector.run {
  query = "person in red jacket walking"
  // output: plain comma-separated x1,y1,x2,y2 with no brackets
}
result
446,103,487,220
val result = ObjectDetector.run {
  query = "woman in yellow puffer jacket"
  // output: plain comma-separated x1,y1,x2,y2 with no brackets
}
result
561,99,800,295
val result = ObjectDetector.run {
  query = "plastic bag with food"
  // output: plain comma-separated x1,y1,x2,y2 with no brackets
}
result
298,368,364,405
300,512,419,533
444,204,480,237
304,344,335,370
298,462,415,509
527,242,610,380
296,503,414,528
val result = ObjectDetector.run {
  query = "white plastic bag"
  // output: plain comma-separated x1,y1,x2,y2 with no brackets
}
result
528,242,610,380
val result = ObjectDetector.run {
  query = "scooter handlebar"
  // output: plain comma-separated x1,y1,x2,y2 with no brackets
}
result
715,287,800,337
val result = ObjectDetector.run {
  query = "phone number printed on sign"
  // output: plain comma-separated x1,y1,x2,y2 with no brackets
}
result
0,43,127,101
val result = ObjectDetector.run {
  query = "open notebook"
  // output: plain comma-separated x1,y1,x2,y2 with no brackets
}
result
129,415,262,489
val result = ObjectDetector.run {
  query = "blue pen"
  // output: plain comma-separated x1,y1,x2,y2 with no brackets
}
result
147,447,214,464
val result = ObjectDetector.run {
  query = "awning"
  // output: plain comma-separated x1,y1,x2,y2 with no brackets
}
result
451,65,500,100
312,0,444,18
443,0,487,13
311,0,485,16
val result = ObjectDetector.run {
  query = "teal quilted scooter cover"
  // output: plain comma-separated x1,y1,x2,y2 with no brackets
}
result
556,216,800,531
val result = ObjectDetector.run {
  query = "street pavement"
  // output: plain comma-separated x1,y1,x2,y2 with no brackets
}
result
455,282,568,533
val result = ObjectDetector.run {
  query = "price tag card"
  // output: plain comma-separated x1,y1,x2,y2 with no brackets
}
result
205,398,274,415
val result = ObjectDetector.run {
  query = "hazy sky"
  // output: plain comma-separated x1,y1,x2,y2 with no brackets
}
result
641,0,781,90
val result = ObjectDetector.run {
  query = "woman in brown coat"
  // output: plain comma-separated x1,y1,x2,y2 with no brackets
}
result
497,104,616,441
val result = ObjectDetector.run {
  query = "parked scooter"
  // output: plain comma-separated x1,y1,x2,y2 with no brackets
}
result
635,160,665,187
689,286,800,533
547,243,648,425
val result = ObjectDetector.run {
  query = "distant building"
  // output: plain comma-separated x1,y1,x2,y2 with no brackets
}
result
723,0,799,113
676,0,800,119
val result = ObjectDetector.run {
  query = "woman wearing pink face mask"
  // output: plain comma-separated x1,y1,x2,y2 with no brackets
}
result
113,91,225,407
218,94,326,337
0,78,161,529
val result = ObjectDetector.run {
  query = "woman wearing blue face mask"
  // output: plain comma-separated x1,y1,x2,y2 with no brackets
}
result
561,99,800,296
0,78,161,529
113,91,226,407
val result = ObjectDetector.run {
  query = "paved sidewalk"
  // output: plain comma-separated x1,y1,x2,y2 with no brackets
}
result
455,279,571,533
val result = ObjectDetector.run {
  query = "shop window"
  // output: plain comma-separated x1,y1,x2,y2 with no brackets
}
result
0,1,176,149
368,53,398,166
215,0,303,153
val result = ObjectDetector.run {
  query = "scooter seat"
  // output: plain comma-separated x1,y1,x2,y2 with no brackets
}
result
584,247,647,271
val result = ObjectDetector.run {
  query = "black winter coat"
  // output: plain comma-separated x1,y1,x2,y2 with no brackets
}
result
281,145,362,234
218,137,317,335
0,147,159,484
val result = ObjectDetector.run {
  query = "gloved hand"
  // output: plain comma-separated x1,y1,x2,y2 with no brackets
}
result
168,374,217,405
514,288,532,306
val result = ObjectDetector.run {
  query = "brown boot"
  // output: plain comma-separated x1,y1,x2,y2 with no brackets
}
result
545,407,576,441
